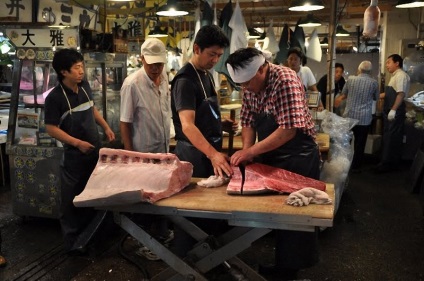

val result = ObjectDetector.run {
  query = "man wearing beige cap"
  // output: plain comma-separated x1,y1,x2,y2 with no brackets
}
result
120,38,173,261
120,38,170,153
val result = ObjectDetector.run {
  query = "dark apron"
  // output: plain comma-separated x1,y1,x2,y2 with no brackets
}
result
255,113,320,179
59,86,100,250
255,112,320,270
381,85,405,165
175,95,222,178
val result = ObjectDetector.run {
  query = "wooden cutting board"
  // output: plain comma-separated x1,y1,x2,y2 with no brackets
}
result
156,180,335,220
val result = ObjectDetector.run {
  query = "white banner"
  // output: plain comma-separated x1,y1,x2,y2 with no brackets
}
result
0,0,32,21
37,0,98,30
6,28,79,49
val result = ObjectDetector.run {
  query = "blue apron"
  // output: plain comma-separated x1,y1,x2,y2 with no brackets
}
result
58,84,100,250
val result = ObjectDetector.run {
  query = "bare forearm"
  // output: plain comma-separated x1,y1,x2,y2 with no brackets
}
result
241,127,256,149
93,108,110,132
249,127,296,156
45,124,80,147
182,123,217,158
391,92,405,111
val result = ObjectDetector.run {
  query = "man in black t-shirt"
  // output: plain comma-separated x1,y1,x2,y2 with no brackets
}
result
317,62,346,112
171,25,233,178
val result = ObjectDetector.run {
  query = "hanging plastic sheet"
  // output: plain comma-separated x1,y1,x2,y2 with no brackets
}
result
319,111,358,212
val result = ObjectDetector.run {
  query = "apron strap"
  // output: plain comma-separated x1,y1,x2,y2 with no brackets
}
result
59,85,93,127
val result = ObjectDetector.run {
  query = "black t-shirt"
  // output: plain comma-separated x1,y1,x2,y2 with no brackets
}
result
171,64,217,142
317,75,346,109
44,80,94,133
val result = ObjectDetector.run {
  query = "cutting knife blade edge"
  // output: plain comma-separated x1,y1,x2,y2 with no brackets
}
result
239,164,245,195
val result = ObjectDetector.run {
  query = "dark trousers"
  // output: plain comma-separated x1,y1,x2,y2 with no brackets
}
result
268,147,321,270
351,125,371,169
381,113,405,168
60,150,98,251
174,140,214,178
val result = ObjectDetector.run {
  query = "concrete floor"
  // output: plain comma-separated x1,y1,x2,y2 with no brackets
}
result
0,154,424,281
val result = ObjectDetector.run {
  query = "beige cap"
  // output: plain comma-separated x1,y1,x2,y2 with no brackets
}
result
141,38,167,64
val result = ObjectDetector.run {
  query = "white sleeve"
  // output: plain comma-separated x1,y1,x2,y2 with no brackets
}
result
120,83,135,123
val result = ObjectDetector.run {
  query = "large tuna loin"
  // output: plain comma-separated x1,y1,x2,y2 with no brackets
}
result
74,148,193,207
227,163,326,195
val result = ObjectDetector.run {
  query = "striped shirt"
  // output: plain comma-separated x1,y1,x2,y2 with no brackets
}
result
240,63,316,139
342,73,379,125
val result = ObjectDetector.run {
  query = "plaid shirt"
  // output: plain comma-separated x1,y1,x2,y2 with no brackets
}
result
240,63,316,139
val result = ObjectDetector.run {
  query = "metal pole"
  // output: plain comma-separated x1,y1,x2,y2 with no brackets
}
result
326,0,338,112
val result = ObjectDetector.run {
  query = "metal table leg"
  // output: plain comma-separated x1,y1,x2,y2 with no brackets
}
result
115,213,270,280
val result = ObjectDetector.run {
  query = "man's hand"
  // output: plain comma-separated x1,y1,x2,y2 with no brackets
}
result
104,128,115,142
221,118,238,134
388,109,396,121
230,148,255,166
208,151,233,178
76,140,95,154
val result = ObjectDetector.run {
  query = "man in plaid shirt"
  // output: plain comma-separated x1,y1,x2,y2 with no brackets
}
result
226,47,321,280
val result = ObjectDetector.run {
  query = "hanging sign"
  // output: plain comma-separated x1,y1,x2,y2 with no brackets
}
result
0,0,32,21
38,0,98,30
5,28,79,49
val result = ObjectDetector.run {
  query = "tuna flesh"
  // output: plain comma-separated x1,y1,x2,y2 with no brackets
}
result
74,148,193,207
227,163,326,195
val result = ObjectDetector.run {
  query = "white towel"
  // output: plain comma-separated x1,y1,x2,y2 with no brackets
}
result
263,20,280,55
228,1,248,54
286,187,332,207
306,29,322,62
198,175,230,188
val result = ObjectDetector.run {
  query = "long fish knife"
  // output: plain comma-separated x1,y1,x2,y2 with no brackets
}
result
239,163,246,195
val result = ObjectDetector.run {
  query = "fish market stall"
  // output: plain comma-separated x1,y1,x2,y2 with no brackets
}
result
74,148,334,280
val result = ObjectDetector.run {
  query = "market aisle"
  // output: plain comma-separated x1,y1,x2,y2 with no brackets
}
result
296,155,424,280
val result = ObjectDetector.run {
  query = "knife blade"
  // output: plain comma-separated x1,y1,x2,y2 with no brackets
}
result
239,163,246,195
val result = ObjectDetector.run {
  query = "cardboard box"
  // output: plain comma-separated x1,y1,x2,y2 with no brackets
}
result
365,134,382,154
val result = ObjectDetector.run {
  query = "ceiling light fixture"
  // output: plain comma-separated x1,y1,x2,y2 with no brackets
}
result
336,25,350,37
396,0,424,8
289,0,324,11
298,14,321,27
156,0,188,17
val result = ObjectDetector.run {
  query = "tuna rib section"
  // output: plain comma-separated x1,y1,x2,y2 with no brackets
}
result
227,163,326,195
74,148,193,207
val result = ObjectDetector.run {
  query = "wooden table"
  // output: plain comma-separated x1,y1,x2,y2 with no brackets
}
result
103,180,335,280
